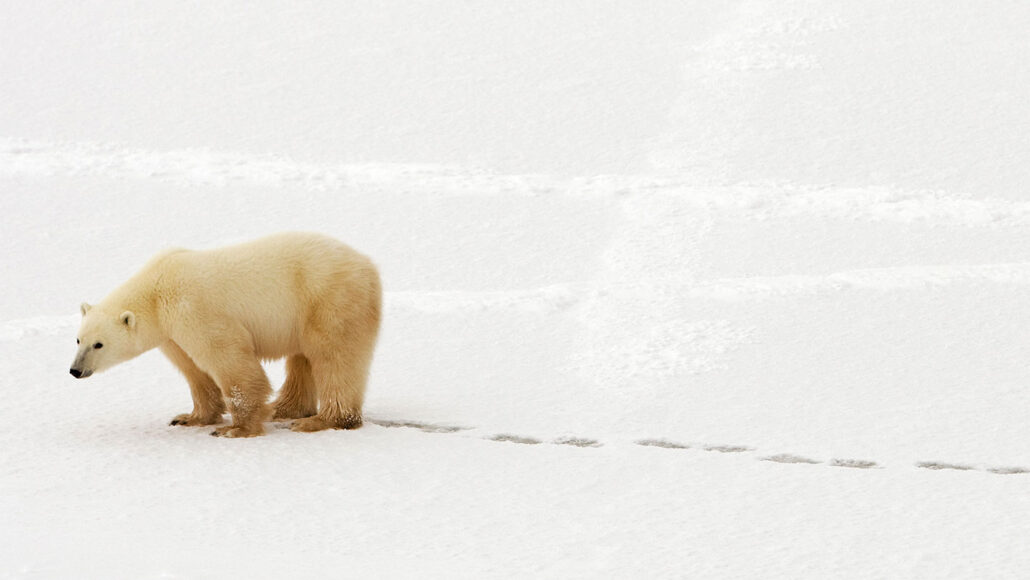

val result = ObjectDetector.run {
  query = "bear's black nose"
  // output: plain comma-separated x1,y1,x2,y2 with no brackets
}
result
70,368,82,378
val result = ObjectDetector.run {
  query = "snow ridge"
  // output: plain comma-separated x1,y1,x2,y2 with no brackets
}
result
9,260,1030,340
6,137,1030,224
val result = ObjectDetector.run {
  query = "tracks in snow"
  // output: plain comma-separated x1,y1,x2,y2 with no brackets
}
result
364,419,1030,477
9,137,1030,479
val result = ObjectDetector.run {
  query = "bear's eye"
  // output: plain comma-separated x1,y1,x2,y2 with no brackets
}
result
94,342,103,349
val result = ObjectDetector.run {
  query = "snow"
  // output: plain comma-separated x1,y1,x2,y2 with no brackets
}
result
2,1,1030,578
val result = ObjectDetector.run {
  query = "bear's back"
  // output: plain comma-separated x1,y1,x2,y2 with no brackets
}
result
166,232,378,359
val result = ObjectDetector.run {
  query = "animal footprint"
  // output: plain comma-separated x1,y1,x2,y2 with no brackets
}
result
762,454,820,465
369,419,468,433
702,444,752,453
636,439,689,449
987,466,1029,475
553,436,602,448
830,459,878,469
916,461,974,472
490,434,542,445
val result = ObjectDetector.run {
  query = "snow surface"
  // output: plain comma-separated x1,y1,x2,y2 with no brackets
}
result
2,1,1030,578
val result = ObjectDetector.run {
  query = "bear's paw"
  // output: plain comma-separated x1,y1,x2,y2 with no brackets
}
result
210,425,265,438
169,412,223,427
291,415,362,432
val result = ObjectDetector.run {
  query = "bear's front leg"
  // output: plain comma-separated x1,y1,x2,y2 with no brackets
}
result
209,356,273,438
160,341,226,427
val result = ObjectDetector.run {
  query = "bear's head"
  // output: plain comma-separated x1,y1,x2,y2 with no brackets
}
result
70,302,141,379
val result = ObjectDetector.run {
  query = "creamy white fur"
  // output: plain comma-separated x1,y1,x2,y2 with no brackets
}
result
72,232,382,437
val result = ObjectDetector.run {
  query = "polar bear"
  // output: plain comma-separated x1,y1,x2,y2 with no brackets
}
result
70,232,382,438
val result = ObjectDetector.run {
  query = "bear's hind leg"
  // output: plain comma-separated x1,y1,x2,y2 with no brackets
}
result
292,271,380,434
161,341,225,426
272,355,318,420
292,344,371,433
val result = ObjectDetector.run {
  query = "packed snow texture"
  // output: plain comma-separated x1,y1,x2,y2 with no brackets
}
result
2,1,1030,578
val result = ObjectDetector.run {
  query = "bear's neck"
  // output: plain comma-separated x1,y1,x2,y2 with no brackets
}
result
102,270,159,313
99,267,170,353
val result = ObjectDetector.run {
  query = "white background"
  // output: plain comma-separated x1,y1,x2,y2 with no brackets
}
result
2,1,1029,578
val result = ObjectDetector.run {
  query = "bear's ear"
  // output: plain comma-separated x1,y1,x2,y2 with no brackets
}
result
80,302,92,316
121,311,136,330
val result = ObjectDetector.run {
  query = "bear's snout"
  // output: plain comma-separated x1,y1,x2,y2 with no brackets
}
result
69,368,91,379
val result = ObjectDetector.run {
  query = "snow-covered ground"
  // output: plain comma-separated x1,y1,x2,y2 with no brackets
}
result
3,1,1030,578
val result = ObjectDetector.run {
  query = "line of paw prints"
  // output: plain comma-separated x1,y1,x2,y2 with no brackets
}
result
367,419,1029,476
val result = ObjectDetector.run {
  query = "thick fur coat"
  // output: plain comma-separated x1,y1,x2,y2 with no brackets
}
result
71,232,382,437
